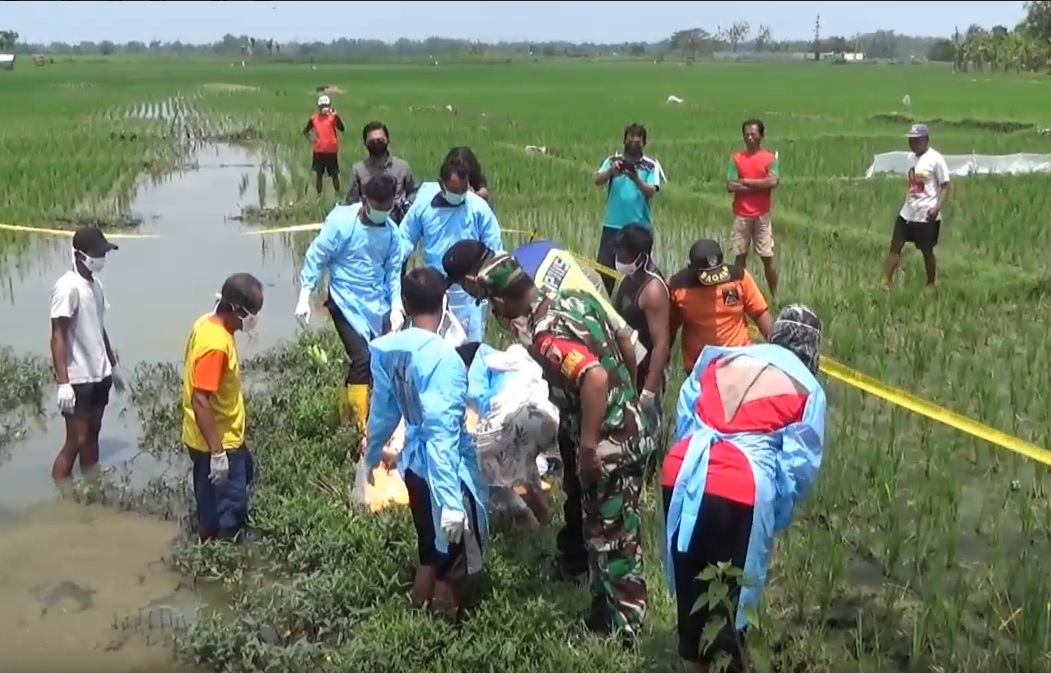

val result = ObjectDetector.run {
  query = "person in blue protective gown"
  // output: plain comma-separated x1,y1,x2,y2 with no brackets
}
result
365,266,489,619
661,304,826,673
400,153,504,342
294,175,411,435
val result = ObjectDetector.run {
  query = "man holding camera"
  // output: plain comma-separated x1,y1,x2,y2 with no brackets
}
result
592,123,662,295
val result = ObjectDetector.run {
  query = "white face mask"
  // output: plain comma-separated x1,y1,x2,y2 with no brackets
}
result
73,249,106,274
614,260,637,276
240,312,259,334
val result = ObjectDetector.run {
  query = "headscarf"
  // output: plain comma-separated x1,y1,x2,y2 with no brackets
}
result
769,304,822,374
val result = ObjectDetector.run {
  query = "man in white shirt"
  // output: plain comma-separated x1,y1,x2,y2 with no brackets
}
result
49,227,123,482
880,123,952,290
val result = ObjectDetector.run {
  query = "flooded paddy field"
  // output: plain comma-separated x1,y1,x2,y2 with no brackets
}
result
1,58,1051,672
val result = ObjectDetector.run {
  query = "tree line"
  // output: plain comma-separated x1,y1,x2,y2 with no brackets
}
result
4,2,1051,69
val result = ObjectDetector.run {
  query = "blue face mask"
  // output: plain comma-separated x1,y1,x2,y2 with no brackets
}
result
366,206,390,225
443,191,466,206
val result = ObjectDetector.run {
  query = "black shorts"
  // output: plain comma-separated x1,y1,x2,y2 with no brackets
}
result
64,376,113,418
405,469,484,581
662,487,754,668
312,152,339,177
892,215,940,251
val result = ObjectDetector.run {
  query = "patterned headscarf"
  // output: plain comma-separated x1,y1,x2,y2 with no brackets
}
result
769,304,822,374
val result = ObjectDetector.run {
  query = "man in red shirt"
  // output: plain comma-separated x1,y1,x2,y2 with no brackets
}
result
726,119,780,300
303,94,346,197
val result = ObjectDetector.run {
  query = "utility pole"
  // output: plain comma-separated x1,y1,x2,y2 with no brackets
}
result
813,14,822,61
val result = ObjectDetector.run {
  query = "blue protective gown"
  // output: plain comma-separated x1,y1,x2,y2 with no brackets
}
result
401,182,504,341
664,344,826,631
366,328,490,551
300,203,411,340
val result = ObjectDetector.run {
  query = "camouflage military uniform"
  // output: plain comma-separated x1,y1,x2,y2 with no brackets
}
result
475,254,648,638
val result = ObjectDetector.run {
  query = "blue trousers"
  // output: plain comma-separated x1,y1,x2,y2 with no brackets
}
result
188,446,252,541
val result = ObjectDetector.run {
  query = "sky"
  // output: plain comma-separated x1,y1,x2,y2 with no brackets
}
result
5,1,1030,45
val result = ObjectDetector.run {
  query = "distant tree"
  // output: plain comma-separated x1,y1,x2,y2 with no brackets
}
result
1019,1,1051,42
629,42,646,56
754,24,772,52
100,40,115,55
722,21,750,53
0,30,18,51
812,15,822,61
928,39,955,62
825,35,850,53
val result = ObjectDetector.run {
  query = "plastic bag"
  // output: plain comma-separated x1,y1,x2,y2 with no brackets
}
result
351,421,410,512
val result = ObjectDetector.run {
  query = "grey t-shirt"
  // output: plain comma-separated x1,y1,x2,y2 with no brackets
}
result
345,154,417,205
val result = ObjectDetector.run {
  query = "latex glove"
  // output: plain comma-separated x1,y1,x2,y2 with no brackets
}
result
209,450,230,485
439,507,466,544
389,302,405,333
294,288,311,327
56,383,76,413
640,390,658,416
111,365,127,394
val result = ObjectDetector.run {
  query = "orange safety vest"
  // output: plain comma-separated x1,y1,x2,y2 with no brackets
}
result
311,113,339,153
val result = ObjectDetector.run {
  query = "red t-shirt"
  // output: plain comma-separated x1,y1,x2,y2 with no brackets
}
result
728,150,779,218
661,356,807,505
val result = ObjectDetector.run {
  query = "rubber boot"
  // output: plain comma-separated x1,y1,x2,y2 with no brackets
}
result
346,384,370,435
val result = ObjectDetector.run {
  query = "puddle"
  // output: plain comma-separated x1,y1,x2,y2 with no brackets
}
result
0,500,200,671
0,143,307,508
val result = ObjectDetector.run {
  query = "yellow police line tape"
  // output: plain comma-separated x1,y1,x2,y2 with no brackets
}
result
4,221,1048,466
508,229,1051,469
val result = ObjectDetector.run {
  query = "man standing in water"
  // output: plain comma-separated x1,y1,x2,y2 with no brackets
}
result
303,94,345,197
49,226,123,484
345,121,418,223
880,123,951,291
592,123,662,295
476,255,649,645
181,273,264,542
727,118,780,300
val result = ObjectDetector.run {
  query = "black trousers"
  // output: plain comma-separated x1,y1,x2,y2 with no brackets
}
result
595,226,620,296
556,427,588,576
325,295,371,386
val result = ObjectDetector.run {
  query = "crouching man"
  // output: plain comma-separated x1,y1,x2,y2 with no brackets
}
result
365,266,489,619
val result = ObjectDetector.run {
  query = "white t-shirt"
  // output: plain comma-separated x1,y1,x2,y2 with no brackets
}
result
49,270,113,384
899,148,950,222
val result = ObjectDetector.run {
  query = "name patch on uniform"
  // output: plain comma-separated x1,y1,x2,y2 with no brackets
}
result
540,255,571,292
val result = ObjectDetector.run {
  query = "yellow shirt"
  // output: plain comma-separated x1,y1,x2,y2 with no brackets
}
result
181,314,246,452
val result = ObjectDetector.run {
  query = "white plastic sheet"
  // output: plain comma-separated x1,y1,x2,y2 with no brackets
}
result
864,152,1051,179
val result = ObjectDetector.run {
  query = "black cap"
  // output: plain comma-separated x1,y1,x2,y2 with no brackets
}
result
688,239,733,286
688,239,723,271
72,227,118,257
442,239,493,285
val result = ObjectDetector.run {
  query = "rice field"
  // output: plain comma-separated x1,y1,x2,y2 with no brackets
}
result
2,57,1051,672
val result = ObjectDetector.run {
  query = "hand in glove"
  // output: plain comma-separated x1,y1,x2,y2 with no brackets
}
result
294,288,312,327
209,450,230,485
112,365,128,394
439,507,466,544
388,303,405,333
639,390,658,417
56,383,76,414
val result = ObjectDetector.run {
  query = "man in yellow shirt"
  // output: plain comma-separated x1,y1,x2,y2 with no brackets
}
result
181,273,263,542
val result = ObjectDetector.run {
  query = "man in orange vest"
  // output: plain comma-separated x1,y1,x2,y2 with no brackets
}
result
303,94,346,197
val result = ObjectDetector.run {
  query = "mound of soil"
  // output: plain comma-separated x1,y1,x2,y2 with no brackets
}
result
871,113,1034,134
315,85,345,95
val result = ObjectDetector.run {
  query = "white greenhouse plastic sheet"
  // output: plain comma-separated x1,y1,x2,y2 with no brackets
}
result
864,152,1051,179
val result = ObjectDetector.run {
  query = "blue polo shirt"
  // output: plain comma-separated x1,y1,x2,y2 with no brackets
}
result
599,154,662,230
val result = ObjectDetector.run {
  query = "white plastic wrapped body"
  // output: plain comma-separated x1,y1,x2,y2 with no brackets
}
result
471,345,560,491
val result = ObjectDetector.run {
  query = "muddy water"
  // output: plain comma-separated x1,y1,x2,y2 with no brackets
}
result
0,144,310,507
0,144,315,671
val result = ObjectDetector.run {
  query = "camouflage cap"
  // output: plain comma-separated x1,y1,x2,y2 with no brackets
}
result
476,252,529,298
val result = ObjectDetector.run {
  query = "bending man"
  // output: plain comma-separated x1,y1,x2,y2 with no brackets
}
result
662,305,826,672
365,266,489,619
401,153,503,341
476,254,648,644
296,175,411,433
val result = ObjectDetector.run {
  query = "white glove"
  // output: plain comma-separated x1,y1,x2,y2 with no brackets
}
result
56,383,76,413
640,390,657,416
439,507,466,543
209,450,230,485
389,302,405,332
111,366,127,394
294,288,311,326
